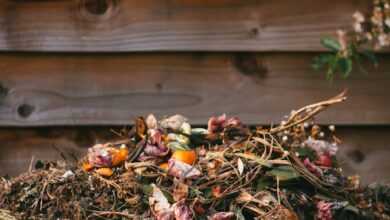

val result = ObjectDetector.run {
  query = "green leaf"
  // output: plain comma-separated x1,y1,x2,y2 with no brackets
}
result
326,55,339,81
361,50,378,65
321,37,341,51
256,177,273,191
268,166,300,181
167,141,190,151
353,52,368,74
312,54,334,70
296,147,316,161
338,58,353,78
234,207,246,220
162,189,175,203
202,188,213,199
141,184,153,195
191,128,208,135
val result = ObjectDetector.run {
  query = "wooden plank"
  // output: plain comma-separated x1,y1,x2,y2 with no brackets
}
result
336,127,390,184
0,53,389,126
0,127,116,176
0,126,389,185
0,0,372,52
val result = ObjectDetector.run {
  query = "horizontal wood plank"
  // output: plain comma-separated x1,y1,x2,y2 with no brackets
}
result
0,53,389,126
0,126,389,185
0,0,372,52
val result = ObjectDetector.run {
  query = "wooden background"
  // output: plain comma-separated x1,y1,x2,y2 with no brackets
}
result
0,0,389,184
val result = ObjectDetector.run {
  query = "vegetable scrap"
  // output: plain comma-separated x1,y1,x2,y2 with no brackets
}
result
0,92,389,220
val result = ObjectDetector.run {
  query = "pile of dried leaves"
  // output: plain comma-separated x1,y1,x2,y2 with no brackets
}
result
1,92,389,220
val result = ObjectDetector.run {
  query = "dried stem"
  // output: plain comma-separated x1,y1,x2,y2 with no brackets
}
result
269,91,347,134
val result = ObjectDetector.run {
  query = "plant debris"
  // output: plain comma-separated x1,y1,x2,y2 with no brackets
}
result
1,92,389,220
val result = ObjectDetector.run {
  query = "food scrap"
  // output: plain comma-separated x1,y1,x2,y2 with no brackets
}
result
0,92,389,220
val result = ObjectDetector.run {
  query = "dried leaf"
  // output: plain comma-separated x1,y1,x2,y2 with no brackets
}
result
160,115,188,131
268,166,300,181
149,184,172,218
173,200,193,220
209,212,235,220
236,191,254,203
168,159,201,179
235,153,271,167
146,114,158,129
237,158,244,175
136,117,147,138
207,114,227,134
87,144,119,168
173,181,189,202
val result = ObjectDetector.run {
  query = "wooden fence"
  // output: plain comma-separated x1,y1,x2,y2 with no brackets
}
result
0,0,389,184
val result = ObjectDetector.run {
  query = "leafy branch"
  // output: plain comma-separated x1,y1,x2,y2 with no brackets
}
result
313,0,389,80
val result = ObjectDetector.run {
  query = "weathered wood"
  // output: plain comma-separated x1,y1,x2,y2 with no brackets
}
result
0,0,372,52
0,126,389,185
0,127,116,176
336,127,390,184
0,53,389,126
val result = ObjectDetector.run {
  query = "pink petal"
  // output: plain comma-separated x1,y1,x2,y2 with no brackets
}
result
173,200,193,220
209,212,235,220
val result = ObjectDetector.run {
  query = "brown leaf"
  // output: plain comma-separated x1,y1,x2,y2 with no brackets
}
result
173,181,189,202
136,117,147,138
149,184,173,219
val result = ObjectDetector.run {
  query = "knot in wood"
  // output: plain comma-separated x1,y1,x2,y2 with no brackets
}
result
17,104,35,118
79,0,118,20
233,53,268,79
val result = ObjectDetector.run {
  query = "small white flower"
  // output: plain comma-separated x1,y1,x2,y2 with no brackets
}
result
378,33,389,47
328,125,335,132
353,23,363,33
366,33,373,40
353,11,365,23
282,136,288,142
385,18,390,27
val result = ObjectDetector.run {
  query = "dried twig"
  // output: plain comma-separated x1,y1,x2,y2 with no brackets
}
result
269,91,347,134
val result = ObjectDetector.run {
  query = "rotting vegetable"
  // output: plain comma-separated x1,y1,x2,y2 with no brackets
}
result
0,91,389,220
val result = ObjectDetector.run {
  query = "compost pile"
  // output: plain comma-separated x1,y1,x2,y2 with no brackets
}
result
1,93,389,220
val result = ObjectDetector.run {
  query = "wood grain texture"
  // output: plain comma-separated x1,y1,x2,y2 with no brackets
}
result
0,126,389,185
0,53,389,126
0,0,372,52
